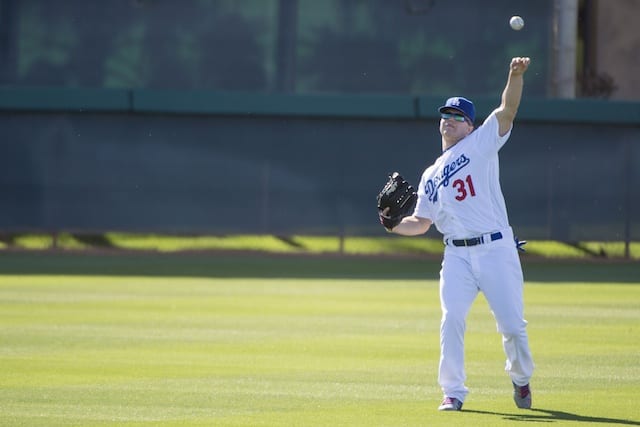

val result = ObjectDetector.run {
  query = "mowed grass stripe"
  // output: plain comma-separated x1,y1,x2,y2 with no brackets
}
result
1,268,639,426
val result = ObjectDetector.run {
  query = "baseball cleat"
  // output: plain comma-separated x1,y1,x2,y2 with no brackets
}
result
438,396,463,411
513,382,532,409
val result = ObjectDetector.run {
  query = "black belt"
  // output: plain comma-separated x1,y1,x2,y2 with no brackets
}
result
449,232,503,247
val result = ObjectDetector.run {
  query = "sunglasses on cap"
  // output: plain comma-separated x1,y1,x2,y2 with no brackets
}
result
440,112,468,122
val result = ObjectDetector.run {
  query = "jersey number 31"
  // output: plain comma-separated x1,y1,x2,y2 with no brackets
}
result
453,175,476,201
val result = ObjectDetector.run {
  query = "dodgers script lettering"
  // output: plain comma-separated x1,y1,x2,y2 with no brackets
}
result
424,154,471,203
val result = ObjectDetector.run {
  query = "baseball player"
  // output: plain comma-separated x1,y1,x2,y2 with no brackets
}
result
384,57,534,411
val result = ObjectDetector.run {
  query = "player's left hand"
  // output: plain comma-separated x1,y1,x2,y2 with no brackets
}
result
510,57,530,76
377,172,417,231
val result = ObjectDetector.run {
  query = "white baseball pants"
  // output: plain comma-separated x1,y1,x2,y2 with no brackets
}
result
437,228,534,402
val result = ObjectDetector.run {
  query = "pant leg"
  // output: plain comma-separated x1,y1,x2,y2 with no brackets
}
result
438,249,479,401
477,243,534,385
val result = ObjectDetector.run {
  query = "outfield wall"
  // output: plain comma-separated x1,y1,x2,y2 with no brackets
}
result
1,89,639,242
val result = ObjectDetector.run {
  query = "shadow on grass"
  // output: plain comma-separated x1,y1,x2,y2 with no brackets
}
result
465,408,640,425
0,251,639,282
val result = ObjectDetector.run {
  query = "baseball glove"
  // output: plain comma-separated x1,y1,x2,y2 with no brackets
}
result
377,172,418,231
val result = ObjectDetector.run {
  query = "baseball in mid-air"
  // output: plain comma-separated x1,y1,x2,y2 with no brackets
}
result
510,15,525,31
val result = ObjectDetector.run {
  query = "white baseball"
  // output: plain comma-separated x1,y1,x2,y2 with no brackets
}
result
510,16,524,31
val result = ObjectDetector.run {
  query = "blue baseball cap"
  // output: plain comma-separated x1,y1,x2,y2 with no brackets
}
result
438,96,475,123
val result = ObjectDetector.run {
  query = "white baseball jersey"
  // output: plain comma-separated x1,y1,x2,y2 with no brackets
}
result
414,111,511,239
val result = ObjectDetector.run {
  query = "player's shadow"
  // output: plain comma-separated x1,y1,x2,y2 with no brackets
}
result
464,408,640,425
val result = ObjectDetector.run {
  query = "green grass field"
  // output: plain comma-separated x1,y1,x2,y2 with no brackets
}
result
1,253,639,426
2,232,639,260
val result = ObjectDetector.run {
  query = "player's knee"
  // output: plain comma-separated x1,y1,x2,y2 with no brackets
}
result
441,311,466,331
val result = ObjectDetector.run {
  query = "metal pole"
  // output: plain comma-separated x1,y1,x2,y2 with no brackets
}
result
261,161,271,234
623,138,632,259
275,0,298,93
552,0,578,98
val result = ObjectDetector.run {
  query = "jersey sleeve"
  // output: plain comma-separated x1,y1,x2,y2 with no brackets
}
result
413,170,433,221
473,110,512,156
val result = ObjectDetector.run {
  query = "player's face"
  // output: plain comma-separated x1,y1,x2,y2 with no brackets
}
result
439,109,473,143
